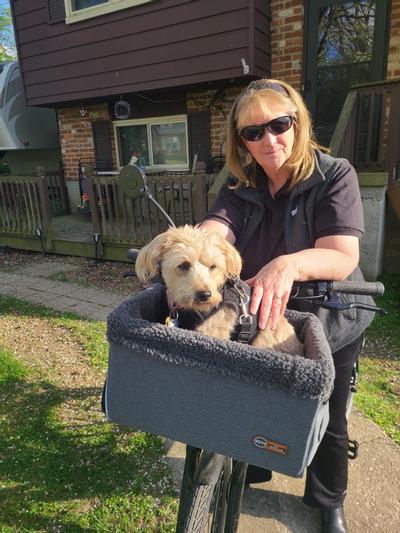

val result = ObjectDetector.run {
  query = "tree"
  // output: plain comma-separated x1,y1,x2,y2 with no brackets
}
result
317,1,375,66
0,4,17,62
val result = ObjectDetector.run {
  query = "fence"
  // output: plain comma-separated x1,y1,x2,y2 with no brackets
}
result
330,79,400,176
38,169,69,217
0,171,69,238
86,172,213,245
0,176,47,236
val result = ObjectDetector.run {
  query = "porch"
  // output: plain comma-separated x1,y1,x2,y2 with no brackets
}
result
0,167,215,262
1,79,399,276
329,78,400,277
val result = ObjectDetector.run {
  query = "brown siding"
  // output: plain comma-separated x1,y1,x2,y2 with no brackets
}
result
12,0,271,106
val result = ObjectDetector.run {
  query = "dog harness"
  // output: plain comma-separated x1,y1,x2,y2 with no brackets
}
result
171,277,260,344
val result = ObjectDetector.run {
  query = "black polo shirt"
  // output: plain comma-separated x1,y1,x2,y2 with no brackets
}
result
205,162,364,281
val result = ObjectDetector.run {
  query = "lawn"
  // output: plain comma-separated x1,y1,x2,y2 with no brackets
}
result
0,273,398,531
0,297,178,533
356,274,400,444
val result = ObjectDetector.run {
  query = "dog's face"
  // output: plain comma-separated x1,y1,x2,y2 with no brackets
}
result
135,225,242,311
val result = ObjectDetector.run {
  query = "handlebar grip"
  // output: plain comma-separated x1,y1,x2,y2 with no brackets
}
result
330,281,385,296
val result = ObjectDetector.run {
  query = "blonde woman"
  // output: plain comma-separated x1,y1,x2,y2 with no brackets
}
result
202,79,375,533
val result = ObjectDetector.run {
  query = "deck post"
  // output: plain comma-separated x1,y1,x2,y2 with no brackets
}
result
37,174,53,250
85,173,104,257
193,174,207,224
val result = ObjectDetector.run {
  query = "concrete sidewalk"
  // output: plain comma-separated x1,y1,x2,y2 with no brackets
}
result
0,260,126,321
1,259,399,532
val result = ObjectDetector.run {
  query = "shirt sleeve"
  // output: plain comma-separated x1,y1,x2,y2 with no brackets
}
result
314,160,365,240
203,185,245,240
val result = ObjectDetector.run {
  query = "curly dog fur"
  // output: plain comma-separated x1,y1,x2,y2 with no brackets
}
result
135,225,303,355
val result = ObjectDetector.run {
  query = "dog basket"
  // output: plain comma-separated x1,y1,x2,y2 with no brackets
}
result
104,283,335,478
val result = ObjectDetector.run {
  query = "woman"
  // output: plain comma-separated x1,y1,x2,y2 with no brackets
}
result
201,79,375,533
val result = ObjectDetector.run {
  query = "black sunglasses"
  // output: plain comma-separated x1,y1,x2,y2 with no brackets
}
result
240,116,293,141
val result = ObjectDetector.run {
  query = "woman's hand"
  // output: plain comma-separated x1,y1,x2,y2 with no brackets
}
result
245,237,360,330
246,255,298,330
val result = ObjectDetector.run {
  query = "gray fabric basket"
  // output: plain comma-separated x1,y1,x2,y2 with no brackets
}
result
105,283,335,478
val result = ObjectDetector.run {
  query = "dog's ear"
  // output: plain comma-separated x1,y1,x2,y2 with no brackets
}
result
218,236,242,278
135,231,169,282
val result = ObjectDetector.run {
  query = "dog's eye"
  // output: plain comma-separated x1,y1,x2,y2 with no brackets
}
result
178,261,191,271
209,264,216,270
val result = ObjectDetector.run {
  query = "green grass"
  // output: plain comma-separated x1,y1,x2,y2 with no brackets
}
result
355,274,400,444
1,274,399,530
0,345,28,385
0,296,109,370
364,274,400,350
0,296,178,532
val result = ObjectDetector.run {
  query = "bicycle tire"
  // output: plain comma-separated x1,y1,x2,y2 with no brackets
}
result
179,457,231,533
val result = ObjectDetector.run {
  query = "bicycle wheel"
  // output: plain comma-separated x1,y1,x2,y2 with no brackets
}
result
177,451,231,533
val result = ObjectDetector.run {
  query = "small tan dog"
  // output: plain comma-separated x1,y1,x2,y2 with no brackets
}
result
135,225,303,355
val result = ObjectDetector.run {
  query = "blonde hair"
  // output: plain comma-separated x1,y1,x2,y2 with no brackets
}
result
226,79,326,188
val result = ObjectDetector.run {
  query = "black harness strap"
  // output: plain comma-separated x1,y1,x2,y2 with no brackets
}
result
176,278,259,344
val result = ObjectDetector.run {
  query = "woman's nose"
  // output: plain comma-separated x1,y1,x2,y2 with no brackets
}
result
261,129,277,144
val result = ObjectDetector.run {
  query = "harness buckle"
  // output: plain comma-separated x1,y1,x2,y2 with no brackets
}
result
237,330,253,343
239,314,252,325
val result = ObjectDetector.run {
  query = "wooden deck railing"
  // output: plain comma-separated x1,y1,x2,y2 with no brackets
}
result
330,79,400,176
0,175,49,237
0,171,69,238
86,172,213,245
36,168,70,217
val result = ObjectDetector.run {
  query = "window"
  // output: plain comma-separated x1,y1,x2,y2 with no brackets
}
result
114,116,189,171
64,0,153,24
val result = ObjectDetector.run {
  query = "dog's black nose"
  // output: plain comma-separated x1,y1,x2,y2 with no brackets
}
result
196,291,212,302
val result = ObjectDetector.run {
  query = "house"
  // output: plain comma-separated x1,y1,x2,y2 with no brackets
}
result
4,0,400,274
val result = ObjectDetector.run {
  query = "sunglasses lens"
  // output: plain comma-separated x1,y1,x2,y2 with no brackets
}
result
241,116,293,141
268,116,293,135
242,125,264,141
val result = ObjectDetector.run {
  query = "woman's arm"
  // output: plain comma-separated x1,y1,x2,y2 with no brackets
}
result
200,219,237,244
247,235,360,330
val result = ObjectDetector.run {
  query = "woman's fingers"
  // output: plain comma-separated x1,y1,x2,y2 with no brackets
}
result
246,281,291,330
245,256,296,330
256,286,274,329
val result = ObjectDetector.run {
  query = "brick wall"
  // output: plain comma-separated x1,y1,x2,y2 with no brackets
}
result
58,1,399,180
57,103,114,181
186,86,244,160
387,0,400,79
270,0,304,91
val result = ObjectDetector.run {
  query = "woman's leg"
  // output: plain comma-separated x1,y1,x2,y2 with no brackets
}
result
303,334,364,508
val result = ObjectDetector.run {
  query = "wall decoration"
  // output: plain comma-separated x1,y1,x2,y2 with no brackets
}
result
79,107,90,127
114,98,131,120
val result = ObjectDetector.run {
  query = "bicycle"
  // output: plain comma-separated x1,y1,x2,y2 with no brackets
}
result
171,279,385,533
103,165,386,532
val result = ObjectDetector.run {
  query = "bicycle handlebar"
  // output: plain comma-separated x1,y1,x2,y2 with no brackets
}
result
329,280,384,296
292,280,385,298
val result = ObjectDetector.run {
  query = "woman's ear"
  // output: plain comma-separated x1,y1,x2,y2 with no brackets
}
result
135,231,169,283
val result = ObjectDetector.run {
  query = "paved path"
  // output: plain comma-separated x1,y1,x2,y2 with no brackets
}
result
1,259,399,532
0,260,125,321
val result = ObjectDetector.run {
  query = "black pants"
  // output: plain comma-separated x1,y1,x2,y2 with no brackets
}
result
303,334,364,509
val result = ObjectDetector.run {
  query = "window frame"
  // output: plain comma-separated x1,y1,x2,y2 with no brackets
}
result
64,0,154,24
113,115,190,171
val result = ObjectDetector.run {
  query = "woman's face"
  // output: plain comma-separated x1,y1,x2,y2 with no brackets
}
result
240,100,295,179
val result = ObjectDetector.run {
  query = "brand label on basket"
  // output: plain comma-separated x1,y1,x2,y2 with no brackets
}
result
252,436,288,455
